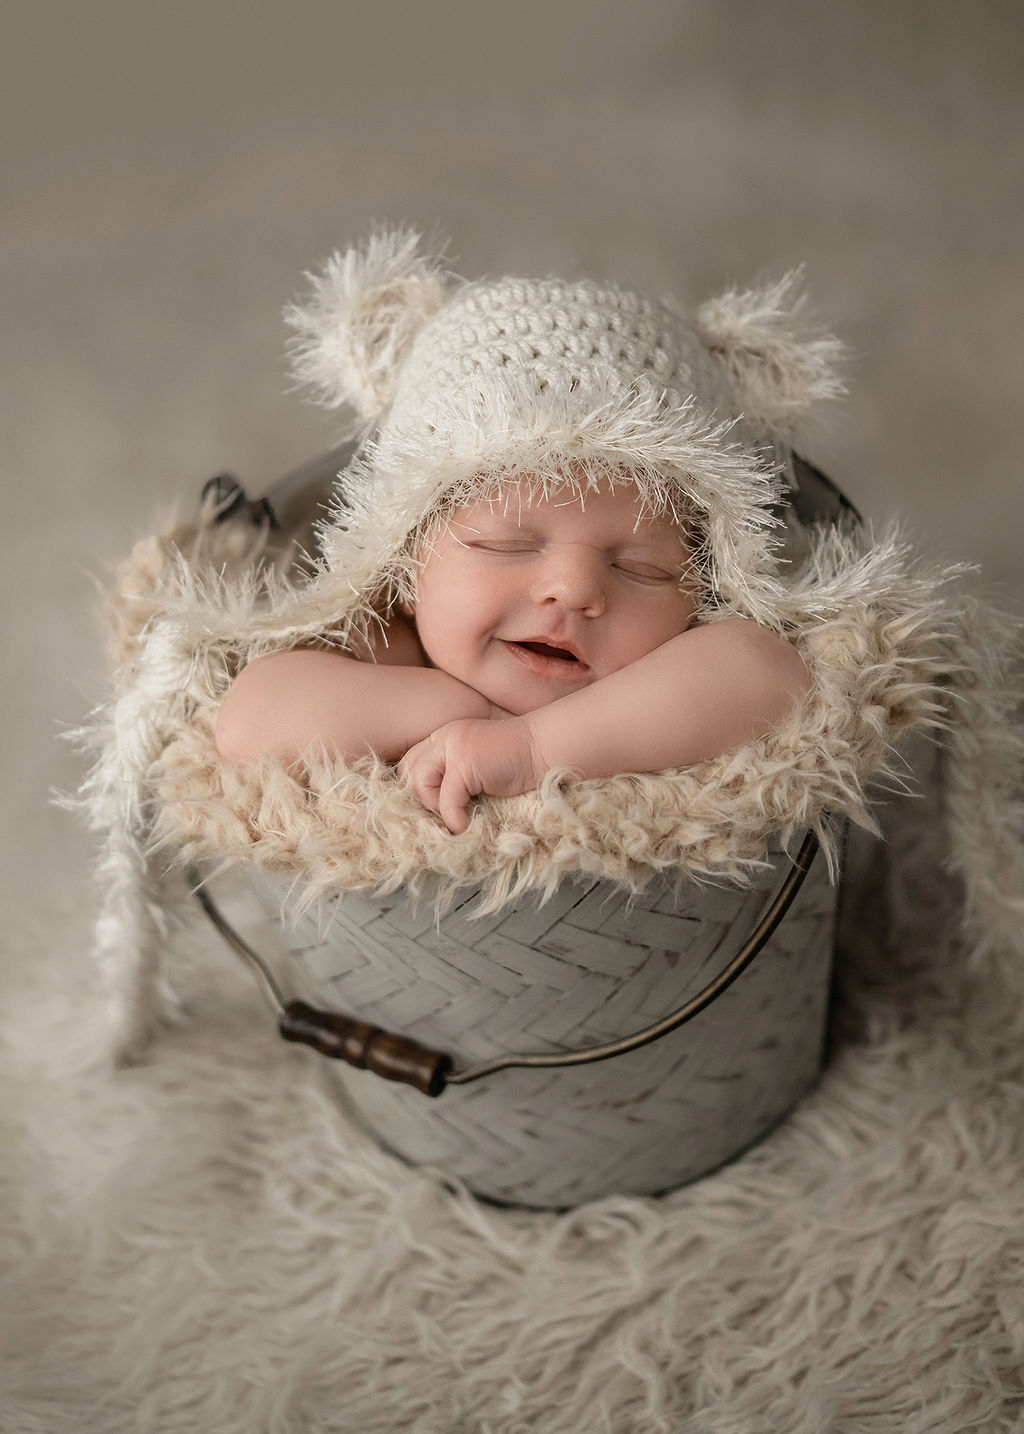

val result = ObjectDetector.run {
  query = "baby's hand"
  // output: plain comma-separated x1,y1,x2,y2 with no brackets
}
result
398,718,547,834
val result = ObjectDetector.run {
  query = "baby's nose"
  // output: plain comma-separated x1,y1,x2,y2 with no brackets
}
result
532,546,607,616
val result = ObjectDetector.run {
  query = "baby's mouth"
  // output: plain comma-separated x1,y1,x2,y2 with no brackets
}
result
503,638,588,678
516,641,579,662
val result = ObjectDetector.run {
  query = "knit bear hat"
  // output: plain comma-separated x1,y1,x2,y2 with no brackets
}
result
285,228,845,630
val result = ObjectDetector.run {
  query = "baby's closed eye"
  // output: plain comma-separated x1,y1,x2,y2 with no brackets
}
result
612,557,681,583
466,539,680,581
469,539,541,555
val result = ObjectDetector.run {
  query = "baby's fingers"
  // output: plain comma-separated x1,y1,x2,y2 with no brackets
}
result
437,765,472,835
398,742,444,816
399,722,480,835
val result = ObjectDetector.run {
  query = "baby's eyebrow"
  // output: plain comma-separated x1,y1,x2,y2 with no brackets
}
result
453,515,529,539
615,535,690,561
446,518,490,546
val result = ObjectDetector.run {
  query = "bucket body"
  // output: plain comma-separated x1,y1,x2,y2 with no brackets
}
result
249,845,838,1209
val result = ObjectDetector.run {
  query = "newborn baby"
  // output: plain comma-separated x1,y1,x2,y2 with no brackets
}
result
215,472,810,833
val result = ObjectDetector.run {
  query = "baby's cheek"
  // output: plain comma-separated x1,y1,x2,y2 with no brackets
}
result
607,608,691,672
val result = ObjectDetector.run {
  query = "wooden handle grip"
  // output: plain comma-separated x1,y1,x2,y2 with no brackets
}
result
279,1000,452,1097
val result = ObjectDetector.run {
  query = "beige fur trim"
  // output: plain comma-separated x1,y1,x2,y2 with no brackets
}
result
151,589,953,915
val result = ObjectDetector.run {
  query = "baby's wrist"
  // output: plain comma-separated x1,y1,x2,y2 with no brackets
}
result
518,712,556,781
431,671,492,721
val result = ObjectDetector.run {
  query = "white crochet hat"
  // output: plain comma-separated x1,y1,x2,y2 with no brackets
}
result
285,228,845,627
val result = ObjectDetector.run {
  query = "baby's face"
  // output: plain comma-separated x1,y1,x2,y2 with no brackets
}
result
412,479,697,715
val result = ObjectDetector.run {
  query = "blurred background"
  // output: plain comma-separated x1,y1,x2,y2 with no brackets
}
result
3,0,1022,909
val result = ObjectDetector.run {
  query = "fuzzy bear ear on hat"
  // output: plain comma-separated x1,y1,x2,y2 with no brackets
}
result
284,227,451,434
692,271,846,439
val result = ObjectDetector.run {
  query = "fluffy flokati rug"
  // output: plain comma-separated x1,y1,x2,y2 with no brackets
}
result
3,765,1023,1434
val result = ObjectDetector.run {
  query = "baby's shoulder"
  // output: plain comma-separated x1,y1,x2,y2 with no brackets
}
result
362,610,427,668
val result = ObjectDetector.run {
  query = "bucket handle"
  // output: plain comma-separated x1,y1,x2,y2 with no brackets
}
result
188,828,818,1098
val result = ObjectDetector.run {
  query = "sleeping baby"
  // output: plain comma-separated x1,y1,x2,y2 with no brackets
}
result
211,229,843,829
215,469,810,833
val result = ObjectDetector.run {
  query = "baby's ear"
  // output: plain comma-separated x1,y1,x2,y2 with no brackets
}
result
693,271,845,438
284,226,452,431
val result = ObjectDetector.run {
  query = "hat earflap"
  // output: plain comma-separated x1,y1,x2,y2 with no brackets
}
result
284,227,451,433
693,271,845,439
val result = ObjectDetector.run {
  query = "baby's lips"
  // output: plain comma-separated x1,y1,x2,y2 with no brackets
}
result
511,635,585,663
502,637,592,680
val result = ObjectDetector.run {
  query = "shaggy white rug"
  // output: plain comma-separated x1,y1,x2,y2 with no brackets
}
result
3,774,1023,1433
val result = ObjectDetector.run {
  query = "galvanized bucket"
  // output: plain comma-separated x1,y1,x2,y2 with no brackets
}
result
192,447,852,1208
194,829,836,1208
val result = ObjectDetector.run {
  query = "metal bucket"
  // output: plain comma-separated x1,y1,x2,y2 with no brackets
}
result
192,447,852,1208
196,833,838,1208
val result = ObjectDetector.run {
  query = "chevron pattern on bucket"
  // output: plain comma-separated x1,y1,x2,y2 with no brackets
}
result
249,849,838,1207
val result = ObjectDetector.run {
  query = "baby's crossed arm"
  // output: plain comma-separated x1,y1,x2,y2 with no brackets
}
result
215,618,809,835
214,642,500,770
399,618,810,833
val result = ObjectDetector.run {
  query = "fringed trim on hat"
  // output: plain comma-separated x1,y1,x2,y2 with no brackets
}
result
63,509,306,1062
316,380,794,631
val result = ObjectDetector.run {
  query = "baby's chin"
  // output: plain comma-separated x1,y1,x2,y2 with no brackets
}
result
480,671,597,717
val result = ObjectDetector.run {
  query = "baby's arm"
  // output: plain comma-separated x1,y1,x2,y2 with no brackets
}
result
526,617,810,775
215,623,497,769
400,619,810,833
